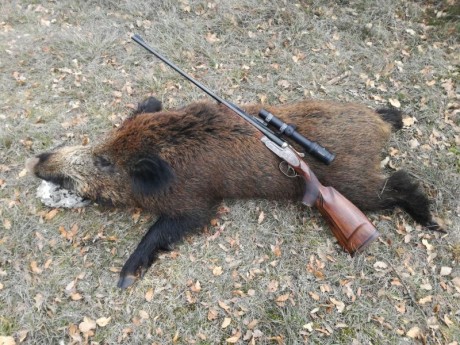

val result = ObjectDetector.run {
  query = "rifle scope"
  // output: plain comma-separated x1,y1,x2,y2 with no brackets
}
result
259,109,335,165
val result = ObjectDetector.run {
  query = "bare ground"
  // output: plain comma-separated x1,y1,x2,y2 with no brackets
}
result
0,0,459,344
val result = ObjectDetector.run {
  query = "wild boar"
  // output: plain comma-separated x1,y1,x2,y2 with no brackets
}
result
26,97,442,288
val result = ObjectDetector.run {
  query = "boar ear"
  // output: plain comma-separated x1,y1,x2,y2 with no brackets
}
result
130,156,174,196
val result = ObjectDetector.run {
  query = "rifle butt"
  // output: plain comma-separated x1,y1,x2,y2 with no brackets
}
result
312,186,380,256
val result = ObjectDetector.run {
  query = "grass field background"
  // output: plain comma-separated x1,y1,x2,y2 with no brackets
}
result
1,0,459,344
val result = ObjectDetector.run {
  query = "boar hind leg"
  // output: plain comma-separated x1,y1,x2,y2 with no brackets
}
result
118,210,215,288
378,170,443,231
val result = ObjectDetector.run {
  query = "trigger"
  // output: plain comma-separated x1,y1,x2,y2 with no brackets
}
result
279,161,297,178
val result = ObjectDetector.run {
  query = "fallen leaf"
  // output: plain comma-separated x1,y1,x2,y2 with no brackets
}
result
422,239,433,252
388,98,401,108
272,244,281,257
276,294,290,302
440,267,452,276
145,288,154,302
79,317,96,333
418,295,432,305
3,219,11,230
218,300,231,313
257,211,265,224
34,293,44,308
45,209,59,221
191,280,201,293
30,261,42,274
213,266,223,276
17,330,28,343
0,336,16,345
208,308,218,321
452,277,460,292
277,80,290,89
226,331,241,343
330,297,345,312
206,32,219,43
420,283,432,291
70,293,82,301
402,116,416,127
267,280,279,293
221,317,231,329
139,310,149,319
395,301,406,314
96,317,111,327
406,326,421,338
373,261,388,270
443,314,453,326
247,319,258,329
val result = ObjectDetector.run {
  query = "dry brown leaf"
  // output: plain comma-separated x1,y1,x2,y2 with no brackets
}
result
277,80,290,89
395,301,406,314
373,261,388,271
139,310,149,319
17,330,28,343
218,300,231,313
207,308,218,321
145,288,154,302
221,317,231,329
206,32,219,44
70,293,82,301
309,291,320,301
247,319,258,330
272,244,281,257
191,280,201,293
34,293,44,308
406,326,421,338
3,219,11,230
452,277,460,292
420,283,432,291
422,239,433,252
267,280,279,293
65,280,76,291
402,116,417,127
45,209,59,221
79,317,96,333
418,295,432,305
96,317,111,327
257,211,265,224
330,297,345,313
226,331,241,343
185,290,196,304
443,314,454,326
213,266,223,276
30,261,42,274
440,266,452,276
388,98,401,108
0,336,16,345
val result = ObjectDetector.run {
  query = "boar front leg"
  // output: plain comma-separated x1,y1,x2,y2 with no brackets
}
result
117,210,214,288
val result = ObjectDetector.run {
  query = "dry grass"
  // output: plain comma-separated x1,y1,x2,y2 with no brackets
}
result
1,0,459,344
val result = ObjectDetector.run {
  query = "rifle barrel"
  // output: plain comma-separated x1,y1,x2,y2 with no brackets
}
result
131,34,287,148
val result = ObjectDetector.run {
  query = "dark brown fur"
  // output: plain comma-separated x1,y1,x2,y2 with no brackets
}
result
27,97,441,288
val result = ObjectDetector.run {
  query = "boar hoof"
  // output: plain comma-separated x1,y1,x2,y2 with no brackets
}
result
117,274,139,289
424,220,446,233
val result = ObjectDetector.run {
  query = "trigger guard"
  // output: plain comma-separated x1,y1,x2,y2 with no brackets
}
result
279,161,297,178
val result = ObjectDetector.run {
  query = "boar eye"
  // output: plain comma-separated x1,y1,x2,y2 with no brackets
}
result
94,156,113,170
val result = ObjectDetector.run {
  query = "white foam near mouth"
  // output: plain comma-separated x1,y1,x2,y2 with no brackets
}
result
36,180,90,208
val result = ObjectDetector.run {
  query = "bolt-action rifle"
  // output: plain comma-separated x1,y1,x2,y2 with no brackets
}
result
132,34,380,255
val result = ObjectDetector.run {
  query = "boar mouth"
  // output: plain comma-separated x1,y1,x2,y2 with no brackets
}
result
36,172,76,193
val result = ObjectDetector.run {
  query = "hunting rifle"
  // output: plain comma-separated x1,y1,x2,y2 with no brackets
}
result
132,34,380,255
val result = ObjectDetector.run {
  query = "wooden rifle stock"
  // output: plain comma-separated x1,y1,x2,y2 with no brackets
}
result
261,137,380,255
